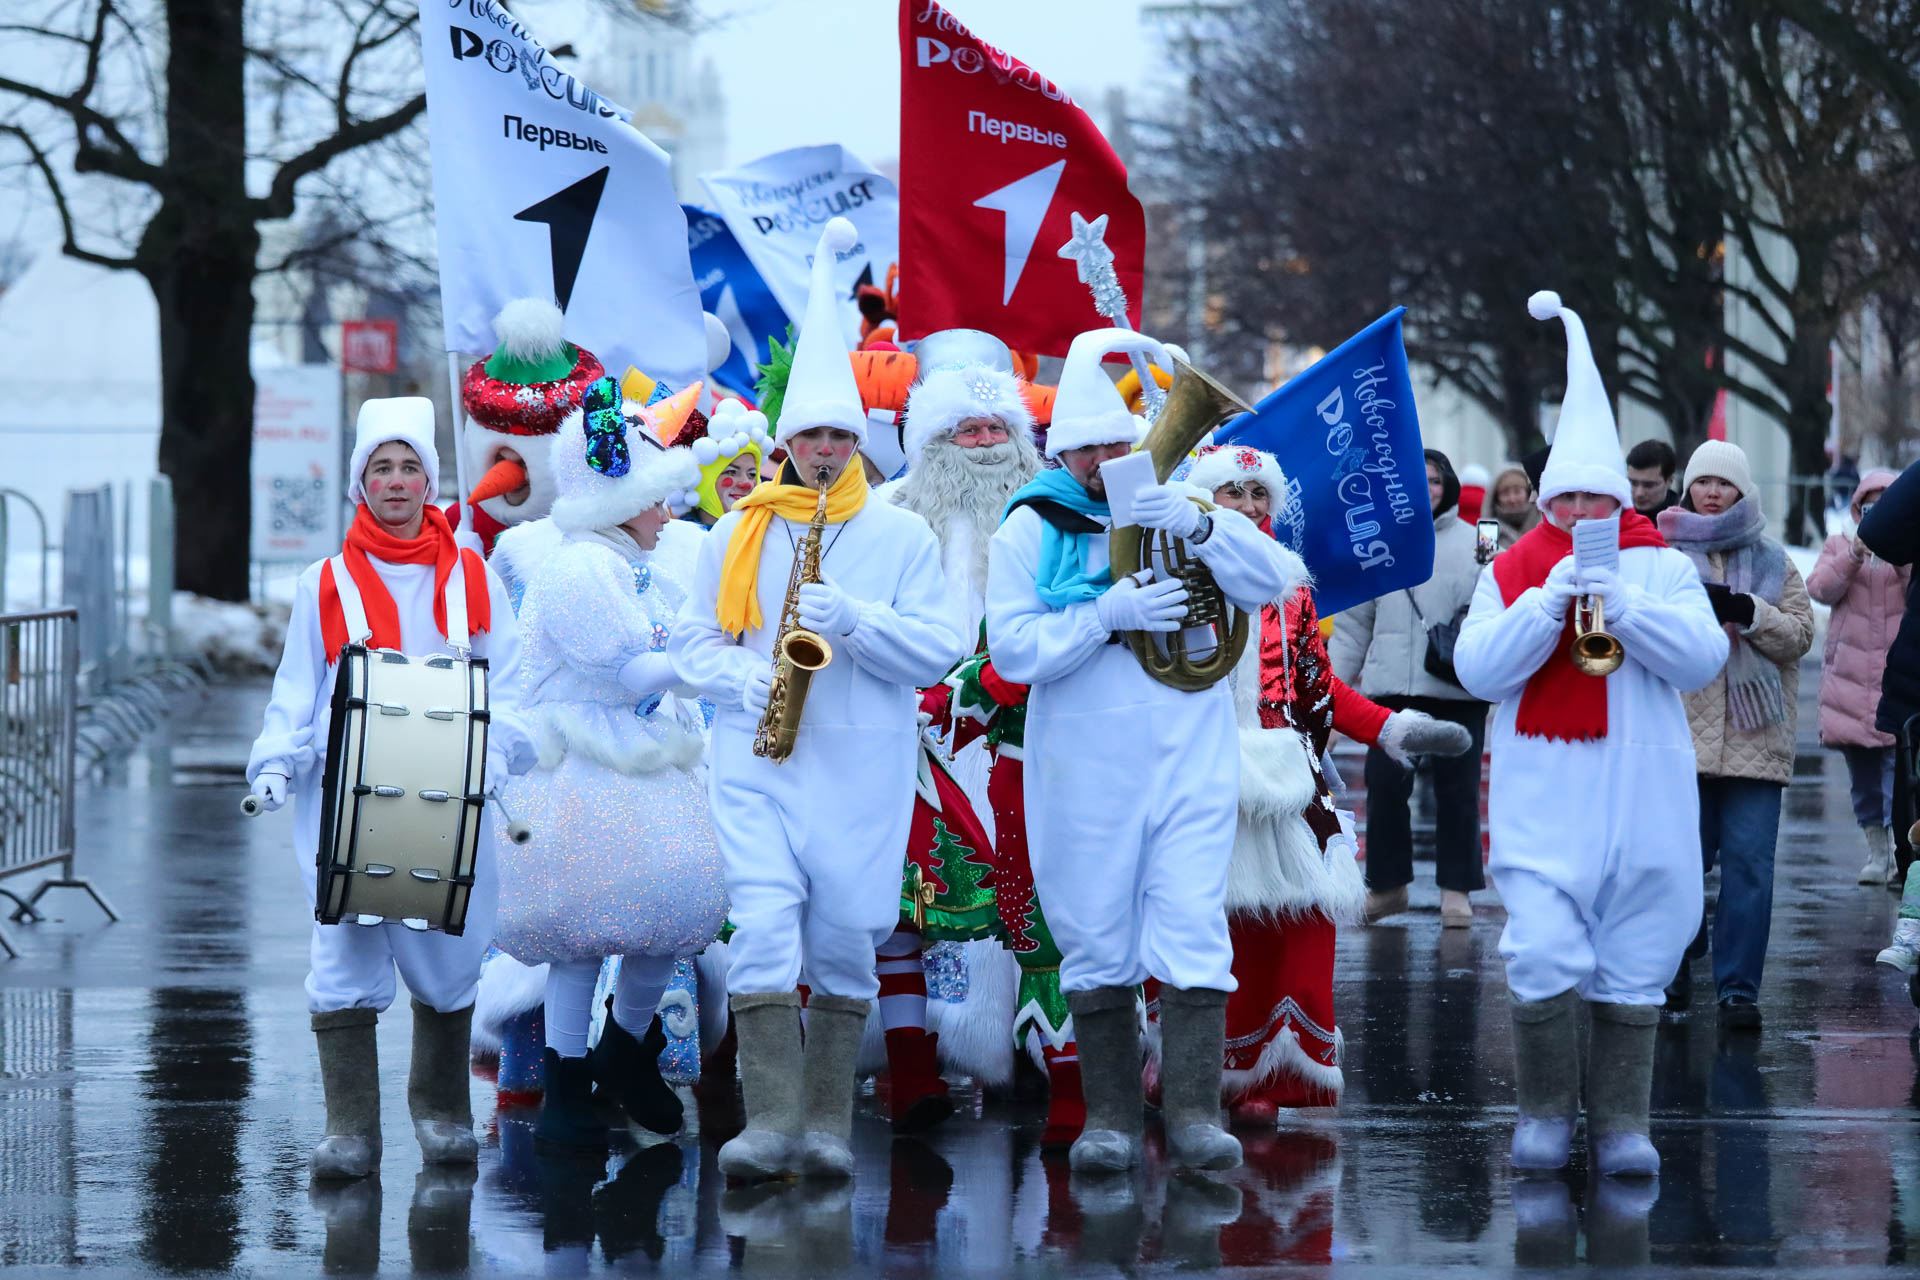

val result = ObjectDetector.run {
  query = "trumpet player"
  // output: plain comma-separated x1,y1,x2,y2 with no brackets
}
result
984,328,1296,1175
670,217,965,1182
1454,291,1727,1180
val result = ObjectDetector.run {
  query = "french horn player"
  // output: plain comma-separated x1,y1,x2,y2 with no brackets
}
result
669,218,965,1184
983,328,1296,1176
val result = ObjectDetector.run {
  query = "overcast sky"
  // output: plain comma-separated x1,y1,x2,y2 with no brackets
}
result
703,0,1156,168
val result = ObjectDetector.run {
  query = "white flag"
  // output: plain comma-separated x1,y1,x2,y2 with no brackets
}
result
700,146,900,350
421,1,703,392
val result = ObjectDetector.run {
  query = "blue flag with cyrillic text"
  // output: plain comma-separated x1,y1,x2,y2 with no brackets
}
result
683,204,788,400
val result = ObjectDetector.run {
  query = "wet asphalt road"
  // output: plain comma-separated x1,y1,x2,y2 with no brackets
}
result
1,671,1917,1275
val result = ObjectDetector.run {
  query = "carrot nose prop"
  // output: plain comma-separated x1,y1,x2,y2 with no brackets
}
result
469,455,528,507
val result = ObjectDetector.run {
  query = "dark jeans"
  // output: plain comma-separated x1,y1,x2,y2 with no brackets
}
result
1839,745,1896,828
1694,776,1784,1002
1362,696,1487,893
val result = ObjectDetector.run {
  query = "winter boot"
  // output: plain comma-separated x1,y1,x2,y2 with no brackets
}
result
1158,985,1243,1171
1878,918,1920,973
309,1174,383,1272
311,1007,382,1180
797,994,871,1178
495,1006,547,1109
587,1005,684,1135
408,1000,479,1164
1040,1041,1087,1149
1860,825,1898,885
535,1049,610,1155
1508,989,1579,1170
717,991,804,1181
1586,1001,1660,1176
884,1026,955,1134
1064,986,1145,1173
407,1166,476,1274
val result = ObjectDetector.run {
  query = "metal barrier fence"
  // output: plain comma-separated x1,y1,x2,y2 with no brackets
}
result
0,608,116,958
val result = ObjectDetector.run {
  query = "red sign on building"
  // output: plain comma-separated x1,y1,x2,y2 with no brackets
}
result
341,319,399,374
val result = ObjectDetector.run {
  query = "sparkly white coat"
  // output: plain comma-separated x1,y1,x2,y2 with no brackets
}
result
670,498,967,999
495,526,727,965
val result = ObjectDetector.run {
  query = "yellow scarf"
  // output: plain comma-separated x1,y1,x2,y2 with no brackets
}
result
717,461,870,634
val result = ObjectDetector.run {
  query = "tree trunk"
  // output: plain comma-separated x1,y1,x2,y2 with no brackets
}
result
149,0,256,602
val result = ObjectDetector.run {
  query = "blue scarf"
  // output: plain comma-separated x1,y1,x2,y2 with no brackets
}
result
1003,470,1114,607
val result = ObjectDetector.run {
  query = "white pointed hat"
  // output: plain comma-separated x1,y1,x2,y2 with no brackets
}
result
773,217,867,447
1045,328,1171,458
1528,290,1630,511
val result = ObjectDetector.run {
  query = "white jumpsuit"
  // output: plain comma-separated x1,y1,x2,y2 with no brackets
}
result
248,554,534,1015
984,504,1295,994
669,500,966,1000
1453,544,1728,1005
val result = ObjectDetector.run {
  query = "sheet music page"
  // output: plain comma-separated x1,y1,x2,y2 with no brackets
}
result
1098,452,1157,526
1572,512,1621,576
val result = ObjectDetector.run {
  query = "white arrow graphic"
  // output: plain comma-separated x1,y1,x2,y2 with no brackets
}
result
973,159,1067,305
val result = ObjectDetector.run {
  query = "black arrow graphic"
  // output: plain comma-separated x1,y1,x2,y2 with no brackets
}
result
513,165,610,312
848,261,874,300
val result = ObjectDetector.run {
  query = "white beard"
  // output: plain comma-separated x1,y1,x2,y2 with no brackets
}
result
891,434,1041,607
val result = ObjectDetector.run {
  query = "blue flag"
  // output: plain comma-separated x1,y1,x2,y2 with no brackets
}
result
683,205,789,399
1217,308,1434,616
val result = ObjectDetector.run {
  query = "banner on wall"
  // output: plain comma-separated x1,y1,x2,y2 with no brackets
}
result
252,365,342,563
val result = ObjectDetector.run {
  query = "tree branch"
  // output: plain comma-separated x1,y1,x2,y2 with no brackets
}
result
0,123,137,271
252,93,425,220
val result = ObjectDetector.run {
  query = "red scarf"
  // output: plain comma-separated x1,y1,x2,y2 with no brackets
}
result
320,504,491,664
1491,512,1666,741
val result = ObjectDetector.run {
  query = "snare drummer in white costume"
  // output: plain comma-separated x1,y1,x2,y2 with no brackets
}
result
247,397,533,1181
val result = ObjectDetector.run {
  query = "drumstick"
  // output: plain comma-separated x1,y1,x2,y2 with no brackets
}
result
240,794,263,817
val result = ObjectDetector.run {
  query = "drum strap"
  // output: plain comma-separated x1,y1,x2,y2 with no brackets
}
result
328,552,472,656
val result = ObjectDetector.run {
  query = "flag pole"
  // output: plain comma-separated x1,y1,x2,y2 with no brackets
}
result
445,351,480,549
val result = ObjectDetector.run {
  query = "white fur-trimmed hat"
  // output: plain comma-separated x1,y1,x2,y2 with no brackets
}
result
548,376,700,533
1045,328,1170,458
349,397,441,505
1528,290,1631,511
903,363,1036,465
774,217,867,447
1185,444,1288,510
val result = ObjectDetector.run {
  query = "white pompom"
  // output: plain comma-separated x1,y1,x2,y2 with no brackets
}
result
822,216,857,256
692,439,720,465
1527,291,1562,322
492,298,566,362
744,410,769,435
703,312,732,372
726,431,748,452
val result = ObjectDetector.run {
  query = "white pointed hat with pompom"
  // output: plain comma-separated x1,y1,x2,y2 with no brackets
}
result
774,217,867,447
1044,328,1171,458
1528,290,1630,511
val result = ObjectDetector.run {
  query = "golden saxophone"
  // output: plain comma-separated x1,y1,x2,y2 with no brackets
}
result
753,466,834,762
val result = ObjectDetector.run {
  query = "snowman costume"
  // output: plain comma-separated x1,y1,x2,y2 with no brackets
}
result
1453,291,1727,1178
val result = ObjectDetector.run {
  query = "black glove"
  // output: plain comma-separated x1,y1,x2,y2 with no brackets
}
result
1703,582,1755,628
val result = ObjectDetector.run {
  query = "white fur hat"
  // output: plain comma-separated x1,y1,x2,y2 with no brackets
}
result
1185,444,1288,509
1045,328,1171,458
548,378,701,533
774,217,867,447
1528,290,1631,511
1683,439,1756,500
1458,462,1491,489
349,397,440,504
903,364,1036,465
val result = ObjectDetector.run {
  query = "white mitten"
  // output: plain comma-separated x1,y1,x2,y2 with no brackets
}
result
741,665,775,715
1095,570,1189,633
250,771,290,813
1538,557,1579,621
1129,484,1204,539
1378,710,1473,767
797,581,861,636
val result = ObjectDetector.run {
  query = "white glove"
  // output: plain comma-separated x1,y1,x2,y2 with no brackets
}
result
1538,557,1578,621
741,665,775,715
250,771,289,813
1378,710,1473,766
618,651,680,698
1575,564,1629,620
483,746,510,799
1129,484,1203,539
797,581,862,636
1095,569,1189,633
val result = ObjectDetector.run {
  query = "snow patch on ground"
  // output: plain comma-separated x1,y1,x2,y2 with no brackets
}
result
170,594,291,676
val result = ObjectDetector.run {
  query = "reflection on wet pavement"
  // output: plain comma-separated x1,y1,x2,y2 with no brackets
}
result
0,676,1917,1273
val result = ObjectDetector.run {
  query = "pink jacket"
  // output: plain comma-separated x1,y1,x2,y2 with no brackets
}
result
1806,470,1910,748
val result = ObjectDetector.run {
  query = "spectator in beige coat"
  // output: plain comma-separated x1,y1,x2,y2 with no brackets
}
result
1656,441,1815,1031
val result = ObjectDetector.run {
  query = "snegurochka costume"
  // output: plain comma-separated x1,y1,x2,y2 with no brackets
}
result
1454,291,1728,1179
247,397,534,1180
668,217,967,1182
983,327,1295,1175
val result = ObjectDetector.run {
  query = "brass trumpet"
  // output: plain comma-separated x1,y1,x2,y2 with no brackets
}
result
1570,595,1624,677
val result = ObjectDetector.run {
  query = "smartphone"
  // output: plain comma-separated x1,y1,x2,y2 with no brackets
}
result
1475,518,1500,564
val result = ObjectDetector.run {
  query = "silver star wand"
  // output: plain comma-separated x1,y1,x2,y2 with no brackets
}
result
1058,211,1166,420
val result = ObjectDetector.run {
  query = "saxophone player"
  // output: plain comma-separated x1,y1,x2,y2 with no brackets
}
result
671,217,965,1182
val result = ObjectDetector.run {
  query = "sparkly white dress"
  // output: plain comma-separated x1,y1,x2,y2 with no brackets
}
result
497,527,728,964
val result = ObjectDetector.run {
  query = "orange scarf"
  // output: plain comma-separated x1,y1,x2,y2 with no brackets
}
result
716,462,868,635
320,504,491,664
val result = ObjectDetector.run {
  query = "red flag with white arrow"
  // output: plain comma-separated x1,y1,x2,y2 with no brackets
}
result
897,0,1146,355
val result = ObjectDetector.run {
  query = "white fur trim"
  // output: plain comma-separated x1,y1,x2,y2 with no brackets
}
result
472,953,551,1047
903,364,1037,464
1221,1024,1345,1101
494,298,566,363
489,517,564,607
1186,445,1288,511
1237,726,1318,822
348,397,440,504
546,405,702,533
694,942,731,1060
534,704,706,776
929,939,1020,1086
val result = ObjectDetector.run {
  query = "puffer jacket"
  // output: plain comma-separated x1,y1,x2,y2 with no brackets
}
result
1681,552,1815,784
1806,471,1908,748
1858,460,1920,736
1328,512,1483,701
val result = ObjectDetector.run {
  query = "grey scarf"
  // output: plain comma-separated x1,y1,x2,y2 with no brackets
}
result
1658,497,1788,731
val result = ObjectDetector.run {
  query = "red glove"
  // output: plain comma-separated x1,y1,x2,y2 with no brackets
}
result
978,659,1029,709
919,682,954,734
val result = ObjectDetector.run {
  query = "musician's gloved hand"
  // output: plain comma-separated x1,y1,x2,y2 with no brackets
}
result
1702,581,1755,628
1575,564,1631,621
741,665,775,716
618,651,680,698
1537,557,1579,622
1129,484,1203,539
1096,569,1189,634
483,746,510,799
250,771,289,813
797,581,861,636
1378,710,1473,767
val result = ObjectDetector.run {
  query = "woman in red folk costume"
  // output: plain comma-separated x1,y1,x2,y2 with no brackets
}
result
1150,446,1472,1120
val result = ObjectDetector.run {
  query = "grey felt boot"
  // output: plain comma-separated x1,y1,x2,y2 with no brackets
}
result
1586,1001,1660,1176
1508,989,1579,1171
1065,986,1145,1173
312,1007,382,1180
1158,985,1243,1171
1860,825,1898,885
408,1000,479,1164
718,992,804,1181
796,994,871,1179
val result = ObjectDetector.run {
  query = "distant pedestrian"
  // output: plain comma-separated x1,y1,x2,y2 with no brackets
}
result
1658,440,1816,1032
1860,460,1920,973
1804,470,1908,885
1458,462,1490,524
1489,463,1539,549
1626,439,1680,519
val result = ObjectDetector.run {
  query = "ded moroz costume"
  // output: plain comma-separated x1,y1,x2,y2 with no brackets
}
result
1453,291,1728,1178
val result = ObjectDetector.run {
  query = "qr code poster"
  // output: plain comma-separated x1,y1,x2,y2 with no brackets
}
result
252,366,342,562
